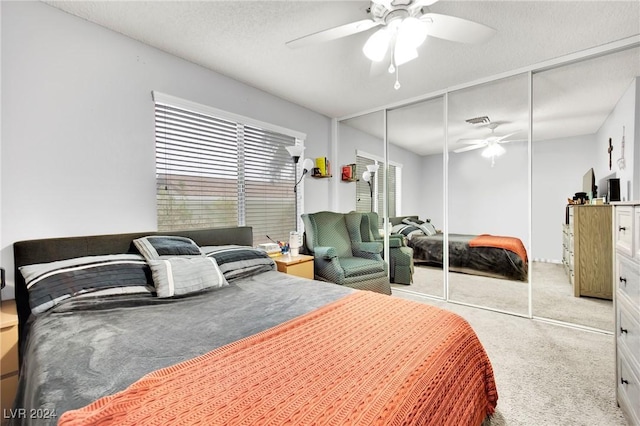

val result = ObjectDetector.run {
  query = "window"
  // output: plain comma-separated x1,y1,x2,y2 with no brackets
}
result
153,92,305,245
355,152,401,223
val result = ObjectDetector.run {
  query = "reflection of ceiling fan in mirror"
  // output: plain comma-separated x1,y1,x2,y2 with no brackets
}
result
286,0,496,89
454,123,525,167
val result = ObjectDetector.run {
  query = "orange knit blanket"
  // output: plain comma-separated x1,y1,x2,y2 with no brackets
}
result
59,292,498,426
469,234,528,262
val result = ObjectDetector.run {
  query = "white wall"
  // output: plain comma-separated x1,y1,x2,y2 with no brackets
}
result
532,134,597,261
448,141,530,247
420,153,444,228
0,2,332,298
595,78,638,201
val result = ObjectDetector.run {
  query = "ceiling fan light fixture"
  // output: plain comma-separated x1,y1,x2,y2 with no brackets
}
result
394,41,418,66
363,28,391,62
397,17,428,48
481,143,506,159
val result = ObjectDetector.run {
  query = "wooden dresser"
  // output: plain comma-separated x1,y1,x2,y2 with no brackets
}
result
1,300,19,423
613,202,640,426
566,205,613,299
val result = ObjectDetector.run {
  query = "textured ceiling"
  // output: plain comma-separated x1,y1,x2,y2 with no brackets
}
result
44,1,640,154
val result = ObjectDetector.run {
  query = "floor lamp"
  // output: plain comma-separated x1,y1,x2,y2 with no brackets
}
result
286,146,314,232
362,163,380,212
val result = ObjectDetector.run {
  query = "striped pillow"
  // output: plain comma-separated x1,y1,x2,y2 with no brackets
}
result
19,254,153,315
201,245,275,281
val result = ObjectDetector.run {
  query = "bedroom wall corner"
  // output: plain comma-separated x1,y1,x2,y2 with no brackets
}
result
0,1,333,299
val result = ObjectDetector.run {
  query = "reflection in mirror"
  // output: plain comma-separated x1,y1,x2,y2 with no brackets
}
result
447,74,530,316
531,46,640,332
337,110,385,214
338,110,389,268
386,97,445,298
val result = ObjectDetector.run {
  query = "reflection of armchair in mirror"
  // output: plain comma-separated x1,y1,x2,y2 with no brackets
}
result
358,212,414,285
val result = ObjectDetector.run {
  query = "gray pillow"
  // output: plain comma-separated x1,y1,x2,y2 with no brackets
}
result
133,235,202,259
147,257,228,298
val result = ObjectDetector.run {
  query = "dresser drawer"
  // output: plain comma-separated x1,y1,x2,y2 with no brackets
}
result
616,206,634,257
618,297,640,363
617,347,640,425
617,256,640,308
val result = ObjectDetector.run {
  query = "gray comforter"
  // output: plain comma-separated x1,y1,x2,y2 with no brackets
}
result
409,233,528,281
11,271,354,426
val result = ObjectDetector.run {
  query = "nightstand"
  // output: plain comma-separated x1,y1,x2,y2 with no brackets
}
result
274,254,314,279
1,300,19,422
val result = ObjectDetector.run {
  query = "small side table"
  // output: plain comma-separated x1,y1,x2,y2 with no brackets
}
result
1,300,19,423
274,254,314,279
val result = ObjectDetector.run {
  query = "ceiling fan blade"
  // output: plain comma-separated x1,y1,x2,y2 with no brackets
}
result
420,13,496,44
496,131,524,142
457,138,487,145
498,138,527,144
454,144,484,153
286,19,380,49
412,0,440,8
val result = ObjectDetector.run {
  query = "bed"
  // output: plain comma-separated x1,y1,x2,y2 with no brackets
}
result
390,216,528,282
11,226,498,425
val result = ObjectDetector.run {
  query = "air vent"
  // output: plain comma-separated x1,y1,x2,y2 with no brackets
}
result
465,116,490,125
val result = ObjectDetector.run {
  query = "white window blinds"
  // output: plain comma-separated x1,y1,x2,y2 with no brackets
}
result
154,93,303,246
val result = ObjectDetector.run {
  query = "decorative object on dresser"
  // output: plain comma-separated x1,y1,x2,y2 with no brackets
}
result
566,205,613,300
1,299,19,423
613,202,640,426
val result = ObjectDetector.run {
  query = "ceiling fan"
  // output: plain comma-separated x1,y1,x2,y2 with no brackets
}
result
454,123,524,166
286,0,496,89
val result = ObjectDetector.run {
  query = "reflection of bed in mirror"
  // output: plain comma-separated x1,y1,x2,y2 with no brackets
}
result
390,216,528,282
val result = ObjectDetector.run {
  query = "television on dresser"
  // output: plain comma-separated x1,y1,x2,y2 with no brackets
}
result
583,168,596,201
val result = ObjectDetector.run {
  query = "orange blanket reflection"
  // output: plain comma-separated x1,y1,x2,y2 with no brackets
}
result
59,292,498,426
469,234,528,263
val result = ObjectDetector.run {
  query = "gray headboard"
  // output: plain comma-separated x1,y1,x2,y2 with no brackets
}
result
13,226,252,352
389,216,419,226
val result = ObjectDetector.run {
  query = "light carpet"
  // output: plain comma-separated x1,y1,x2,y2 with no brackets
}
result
393,261,613,331
392,290,626,425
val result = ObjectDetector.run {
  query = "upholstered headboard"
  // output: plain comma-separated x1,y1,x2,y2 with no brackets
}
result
13,226,252,349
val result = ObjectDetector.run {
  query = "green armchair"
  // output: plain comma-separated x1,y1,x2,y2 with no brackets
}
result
360,212,414,285
301,211,391,295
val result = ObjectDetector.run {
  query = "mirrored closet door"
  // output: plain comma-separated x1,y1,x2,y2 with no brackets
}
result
446,74,530,316
386,97,445,298
531,45,640,332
